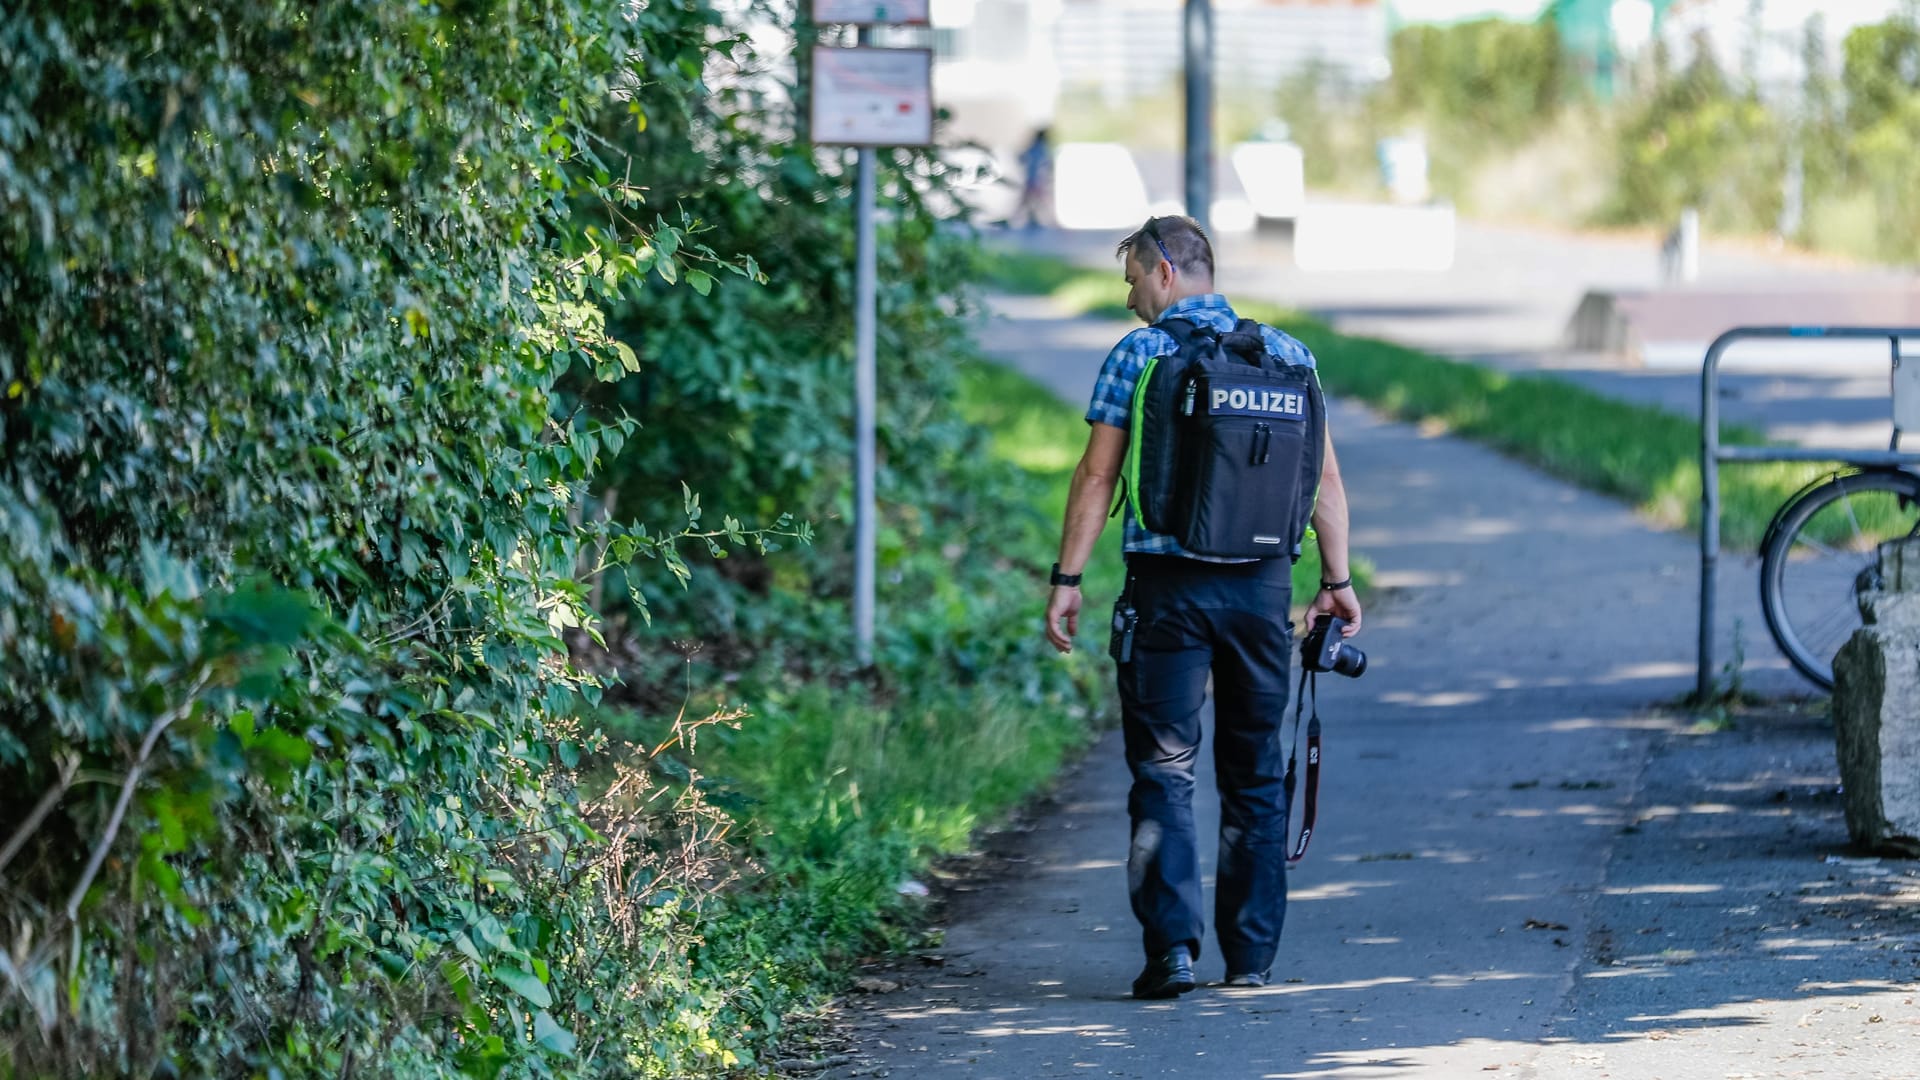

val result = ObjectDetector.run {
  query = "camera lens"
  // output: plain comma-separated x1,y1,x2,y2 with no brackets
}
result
1331,641,1367,678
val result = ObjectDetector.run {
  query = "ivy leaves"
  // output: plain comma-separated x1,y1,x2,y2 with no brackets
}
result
0,1,788,1075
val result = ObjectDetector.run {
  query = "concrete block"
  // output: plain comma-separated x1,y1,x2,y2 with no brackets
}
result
1231,141,1304,221
1562,290,1633,356
1051,143,1150,231
1859,591,1920,628
1831,536,1920,856
1883,536,1920,593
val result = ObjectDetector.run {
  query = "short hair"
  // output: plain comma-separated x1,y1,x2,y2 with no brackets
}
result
1116,215,1214,280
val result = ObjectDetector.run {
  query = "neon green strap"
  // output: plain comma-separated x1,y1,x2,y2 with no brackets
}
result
1122,353,1162,526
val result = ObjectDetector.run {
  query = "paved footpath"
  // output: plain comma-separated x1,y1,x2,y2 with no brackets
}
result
826,294,1920,1079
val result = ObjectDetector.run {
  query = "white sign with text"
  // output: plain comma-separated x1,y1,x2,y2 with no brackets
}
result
812,0,929,25
811,47,933,148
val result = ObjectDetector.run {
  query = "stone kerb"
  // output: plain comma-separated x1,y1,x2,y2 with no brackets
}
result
1833,536,1920,856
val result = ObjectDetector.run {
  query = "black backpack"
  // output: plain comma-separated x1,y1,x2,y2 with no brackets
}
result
1122,317,1325,560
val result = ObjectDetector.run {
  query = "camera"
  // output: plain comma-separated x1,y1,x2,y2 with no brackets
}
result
1301,615,1366,678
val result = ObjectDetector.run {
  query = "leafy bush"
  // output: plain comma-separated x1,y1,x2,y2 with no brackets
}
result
1841,12,1920,259
1841,11,1920,133
0,2,790,1075
539,12,1120,1052
1267,8,1919,260
3,0,1130,1074
1383,18,1568,145
1604,44,1785,233
573,15,1086,692
1272,60,1384,193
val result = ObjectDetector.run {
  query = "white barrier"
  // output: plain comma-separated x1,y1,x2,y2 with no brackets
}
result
1210,196,1257,234
1292,202,1456,272
1051,143,1152,230
1231,142,1304,221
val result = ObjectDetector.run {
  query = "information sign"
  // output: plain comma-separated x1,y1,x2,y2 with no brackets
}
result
812,0,929,24
810,47,933,148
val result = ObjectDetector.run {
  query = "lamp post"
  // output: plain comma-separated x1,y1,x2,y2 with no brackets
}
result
1183,0,1213,234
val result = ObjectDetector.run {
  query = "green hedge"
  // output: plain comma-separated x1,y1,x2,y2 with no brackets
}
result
0,3,785,1075
1,4,1129,1075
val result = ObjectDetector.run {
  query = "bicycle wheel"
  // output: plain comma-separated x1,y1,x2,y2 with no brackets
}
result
1759,469,1920,690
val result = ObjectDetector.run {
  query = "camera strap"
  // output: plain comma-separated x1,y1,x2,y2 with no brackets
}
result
1283,665,1321,867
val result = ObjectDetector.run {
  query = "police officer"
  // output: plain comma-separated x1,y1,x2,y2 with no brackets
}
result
1043,215,1361,998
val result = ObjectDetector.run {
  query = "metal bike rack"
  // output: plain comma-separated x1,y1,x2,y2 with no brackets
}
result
1698,325,1920,701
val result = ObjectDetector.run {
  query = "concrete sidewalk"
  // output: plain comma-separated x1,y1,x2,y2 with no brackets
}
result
822,298,1918,1079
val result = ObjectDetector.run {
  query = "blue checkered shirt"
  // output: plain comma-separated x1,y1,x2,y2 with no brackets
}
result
1085,294,1319,563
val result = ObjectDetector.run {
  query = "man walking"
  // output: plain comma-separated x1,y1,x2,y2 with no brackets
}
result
1042,215,1361,998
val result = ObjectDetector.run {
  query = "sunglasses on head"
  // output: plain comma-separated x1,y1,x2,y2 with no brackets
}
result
1142,217,1175,268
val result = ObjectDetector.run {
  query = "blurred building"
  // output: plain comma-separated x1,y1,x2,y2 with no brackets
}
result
931,0,1390,158
927,0,1063,153
1387,0,1552,21
1051,0,1390,105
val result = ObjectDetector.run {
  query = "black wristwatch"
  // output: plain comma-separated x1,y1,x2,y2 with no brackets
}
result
1320,577,1353,592
1050,562,1083,588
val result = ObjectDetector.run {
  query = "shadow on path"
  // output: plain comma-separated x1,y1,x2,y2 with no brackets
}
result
825,301,1914,1080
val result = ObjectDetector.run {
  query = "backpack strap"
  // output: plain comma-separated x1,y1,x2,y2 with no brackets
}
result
1157,316,1212,348
1220,318,1270,368
1166,315,1267,367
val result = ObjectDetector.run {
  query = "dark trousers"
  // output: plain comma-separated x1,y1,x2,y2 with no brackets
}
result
1116,554,1293,977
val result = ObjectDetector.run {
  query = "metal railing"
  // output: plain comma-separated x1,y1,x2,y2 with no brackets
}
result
1697,325,1920,701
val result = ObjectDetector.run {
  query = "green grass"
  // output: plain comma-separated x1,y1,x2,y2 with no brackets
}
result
588,658,1102,1073
983,250,1886,551
704,674,1097,922
979,249,1134,322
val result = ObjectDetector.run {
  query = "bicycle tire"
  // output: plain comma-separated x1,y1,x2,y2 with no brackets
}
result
1759,469,1920,690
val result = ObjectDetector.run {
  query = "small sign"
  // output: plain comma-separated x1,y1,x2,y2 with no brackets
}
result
811,47,933,148
813,0,929,24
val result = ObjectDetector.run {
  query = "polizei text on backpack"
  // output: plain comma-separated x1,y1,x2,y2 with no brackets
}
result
1203,383,1308,420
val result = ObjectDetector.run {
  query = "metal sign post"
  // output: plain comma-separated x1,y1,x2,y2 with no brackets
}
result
853,29,879,669
809,16,934,666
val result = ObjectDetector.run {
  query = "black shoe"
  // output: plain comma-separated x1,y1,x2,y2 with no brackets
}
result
1223,970,1269,988
1131,947,1197,1000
